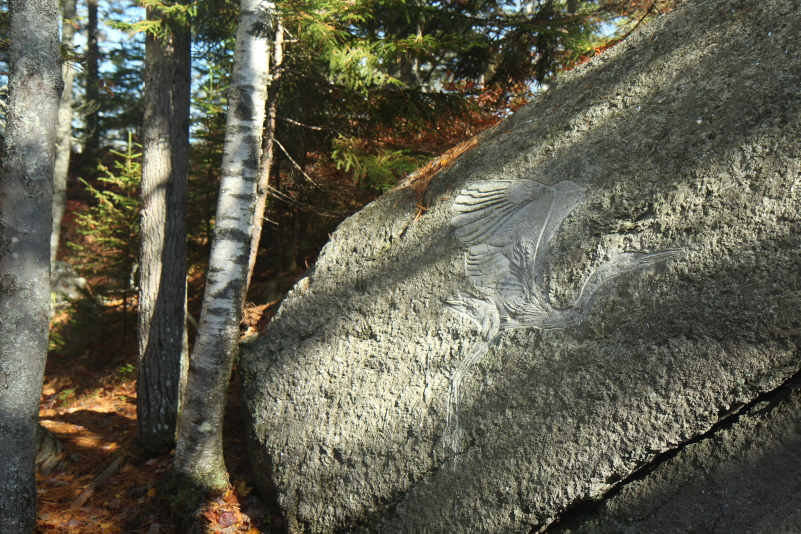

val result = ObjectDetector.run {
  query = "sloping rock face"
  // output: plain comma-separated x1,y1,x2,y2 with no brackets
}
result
239,0,801,532
552,382,801,534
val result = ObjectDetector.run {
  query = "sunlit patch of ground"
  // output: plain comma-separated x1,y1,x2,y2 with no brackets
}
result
37,306,285,534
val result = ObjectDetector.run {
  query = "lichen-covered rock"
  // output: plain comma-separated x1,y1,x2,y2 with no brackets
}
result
239,0,801,532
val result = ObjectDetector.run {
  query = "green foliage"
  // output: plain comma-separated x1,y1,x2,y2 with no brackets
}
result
117,363,136,375
57,388,76,405
73,6,146,152
69,133,142,290
110,0,197,38
47,327,65,353
332,136,430,191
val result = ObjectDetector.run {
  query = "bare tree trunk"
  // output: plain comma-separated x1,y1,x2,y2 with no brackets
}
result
174,0,272,490
290,206,300,272
51,0,77,263
245,17,283,295
567,0,579,15
84,0,100,156
137,4,191,451
0,0,62,531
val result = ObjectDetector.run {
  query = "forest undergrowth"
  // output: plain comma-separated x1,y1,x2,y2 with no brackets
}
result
37,298,284,534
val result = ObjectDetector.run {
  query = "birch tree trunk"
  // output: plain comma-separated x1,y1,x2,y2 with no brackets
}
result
137,4,191,452
50,0,77,263
245,17,283,294
174,0,272,489
0,0,62,531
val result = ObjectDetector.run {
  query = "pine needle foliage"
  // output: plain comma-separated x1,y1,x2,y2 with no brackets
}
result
69,134,142,291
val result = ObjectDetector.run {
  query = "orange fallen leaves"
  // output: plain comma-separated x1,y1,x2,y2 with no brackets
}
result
39,305,278,533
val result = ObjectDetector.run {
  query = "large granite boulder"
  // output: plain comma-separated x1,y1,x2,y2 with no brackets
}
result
552,381,801,534
239,0,801,532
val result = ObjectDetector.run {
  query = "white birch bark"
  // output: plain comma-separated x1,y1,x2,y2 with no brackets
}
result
0,0,62,531
50,0,77,263
174,0,273,488
246,17,283,293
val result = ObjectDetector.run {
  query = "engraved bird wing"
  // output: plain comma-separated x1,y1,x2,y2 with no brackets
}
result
451,179,585,313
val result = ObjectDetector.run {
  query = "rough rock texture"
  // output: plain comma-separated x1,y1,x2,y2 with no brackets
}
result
50,260,88,309
239,0,801,532
551,380,801,534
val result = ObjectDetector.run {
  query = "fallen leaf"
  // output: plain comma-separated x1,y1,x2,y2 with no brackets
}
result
222,490,239,505
68,519,83,528
146,487,156,498
245,529,260,534
217,511,238,527
146,522,161,534
108,497,121,510
202,509,219,523
235,480,252,496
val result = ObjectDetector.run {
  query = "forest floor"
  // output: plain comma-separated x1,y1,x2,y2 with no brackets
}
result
35,297,285,534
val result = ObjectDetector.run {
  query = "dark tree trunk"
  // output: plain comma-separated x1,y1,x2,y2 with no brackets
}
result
173,0,272,490
137,5,191,451
51,0,78,263
0,0,62,530
567,0,579,14
84,0,100,156
273,150,285,274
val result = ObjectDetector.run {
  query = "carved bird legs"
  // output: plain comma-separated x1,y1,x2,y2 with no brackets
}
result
443,293,500,452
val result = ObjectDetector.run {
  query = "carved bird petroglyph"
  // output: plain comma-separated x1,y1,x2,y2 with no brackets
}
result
443,178,679,451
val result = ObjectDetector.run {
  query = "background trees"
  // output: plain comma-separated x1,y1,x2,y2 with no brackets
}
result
51,0,78,264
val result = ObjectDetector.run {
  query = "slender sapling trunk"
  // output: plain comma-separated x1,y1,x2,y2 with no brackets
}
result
50,0,77,263
173,0,273,489
245,17,284,294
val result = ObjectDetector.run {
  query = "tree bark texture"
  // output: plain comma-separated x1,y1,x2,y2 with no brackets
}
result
50,0,77,263
84,0,100,156
174,0,272,489
137,7,191,451
0,0,62,531
245,17,283,295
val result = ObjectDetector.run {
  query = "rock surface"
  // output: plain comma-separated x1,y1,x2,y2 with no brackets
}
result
50,260,88,308
552,381,801,534
239,0,801,532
